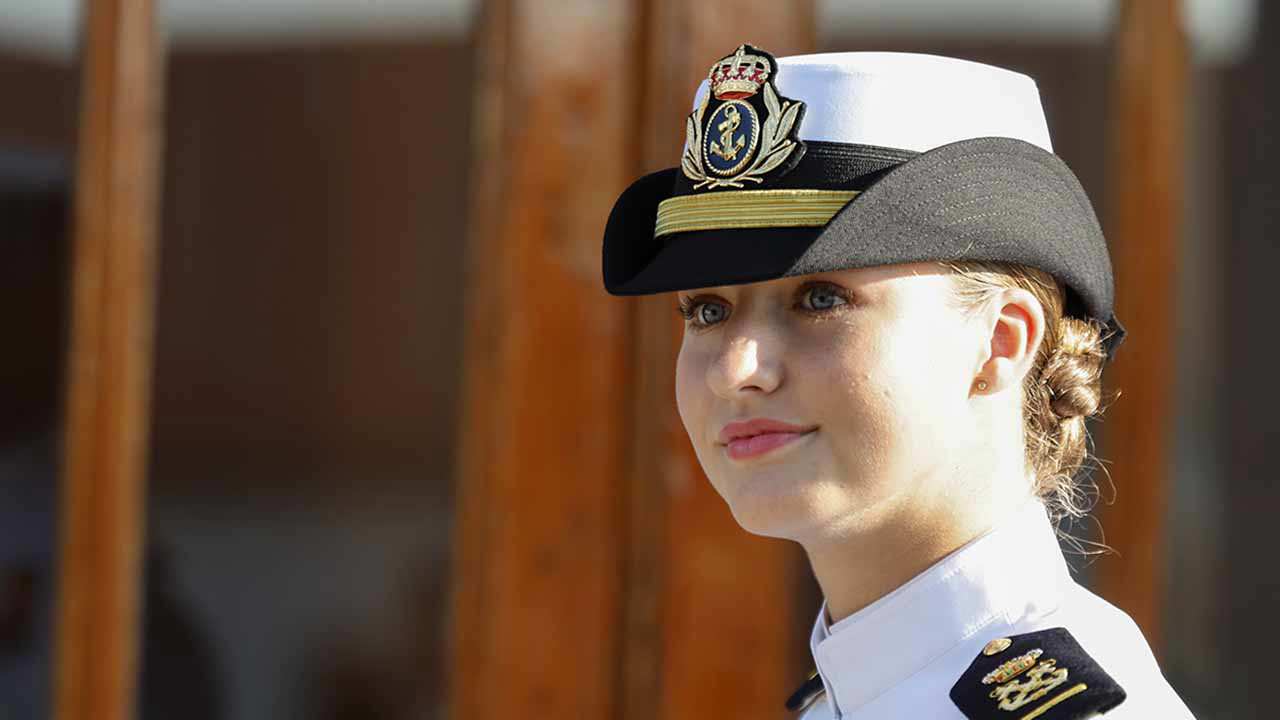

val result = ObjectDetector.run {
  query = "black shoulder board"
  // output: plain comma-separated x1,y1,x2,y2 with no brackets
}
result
784,669,825,713
950,628,1126,719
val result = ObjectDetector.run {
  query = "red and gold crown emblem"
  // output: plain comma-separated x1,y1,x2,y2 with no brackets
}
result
708,44,772,99
680,43,806,190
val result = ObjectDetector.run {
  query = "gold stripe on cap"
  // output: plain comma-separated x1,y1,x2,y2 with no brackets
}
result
654,189,860,237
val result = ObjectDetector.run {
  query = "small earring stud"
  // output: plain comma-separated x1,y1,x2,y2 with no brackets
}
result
976,380,989,392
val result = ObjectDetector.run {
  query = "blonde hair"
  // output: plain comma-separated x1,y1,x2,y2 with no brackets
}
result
946,261,1111,524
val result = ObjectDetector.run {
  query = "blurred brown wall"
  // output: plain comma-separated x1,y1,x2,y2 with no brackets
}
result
1222,2,1280,714
150,40,474,720
1,41,474,497
0,52,77,150
0,52,76,447
3,40,474,719
152,41,473,497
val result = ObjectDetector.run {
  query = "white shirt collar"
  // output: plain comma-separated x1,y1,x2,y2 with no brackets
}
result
808,499,1072,717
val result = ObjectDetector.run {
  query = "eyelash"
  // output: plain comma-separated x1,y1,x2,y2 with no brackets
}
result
676,282,852,329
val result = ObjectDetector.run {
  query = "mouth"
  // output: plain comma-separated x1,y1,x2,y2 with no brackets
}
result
717,419,819,461
724,430,817,460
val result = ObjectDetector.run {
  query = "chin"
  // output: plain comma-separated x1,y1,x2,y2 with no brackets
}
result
728,503,804,539
711,465,829,540
708,459,889,543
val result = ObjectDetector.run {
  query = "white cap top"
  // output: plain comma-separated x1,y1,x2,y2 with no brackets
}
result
690,52,1053,154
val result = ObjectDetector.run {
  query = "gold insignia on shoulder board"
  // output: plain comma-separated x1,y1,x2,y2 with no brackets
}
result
951,629,1126,720
988,658,1070,711
981,648,1042,685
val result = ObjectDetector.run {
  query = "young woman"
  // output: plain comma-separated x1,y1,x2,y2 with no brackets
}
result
602,47,1195,719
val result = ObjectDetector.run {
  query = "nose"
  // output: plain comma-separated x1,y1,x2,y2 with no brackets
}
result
707,335,782,399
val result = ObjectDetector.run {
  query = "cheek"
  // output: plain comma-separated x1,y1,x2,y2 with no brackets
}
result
674,339,704,440
872,317,976,445
816,339,899,449
813,317,963,459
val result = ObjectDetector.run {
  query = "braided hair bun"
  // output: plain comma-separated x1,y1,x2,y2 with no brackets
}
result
948,262,1111,522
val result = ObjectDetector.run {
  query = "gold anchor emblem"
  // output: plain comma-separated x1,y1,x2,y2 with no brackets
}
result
682,44,801,188
710,104,745,161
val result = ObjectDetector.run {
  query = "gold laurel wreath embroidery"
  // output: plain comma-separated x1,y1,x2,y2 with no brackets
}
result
681,97,708,182
682,83,800,190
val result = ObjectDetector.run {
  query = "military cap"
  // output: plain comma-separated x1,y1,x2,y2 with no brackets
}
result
601,46,1124,357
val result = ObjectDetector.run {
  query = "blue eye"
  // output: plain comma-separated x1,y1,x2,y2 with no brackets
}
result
801,284,848,311
677,296,730,328
695,301,729,326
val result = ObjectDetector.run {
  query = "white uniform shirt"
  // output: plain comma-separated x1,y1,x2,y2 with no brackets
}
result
798,501,1195,719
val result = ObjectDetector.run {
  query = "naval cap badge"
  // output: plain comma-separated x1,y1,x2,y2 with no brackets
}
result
682,44,807,190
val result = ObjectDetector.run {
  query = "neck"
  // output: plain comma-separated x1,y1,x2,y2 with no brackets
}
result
803,462,1033,626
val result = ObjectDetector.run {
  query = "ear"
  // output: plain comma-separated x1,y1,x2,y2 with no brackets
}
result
974,288,1045,395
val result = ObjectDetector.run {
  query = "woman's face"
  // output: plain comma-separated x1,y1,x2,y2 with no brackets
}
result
675,262,987,541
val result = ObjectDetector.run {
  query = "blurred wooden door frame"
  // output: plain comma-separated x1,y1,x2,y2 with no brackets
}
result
52,1,163,719
1094,0,1186,655
447,2,813,719
445,3,635,718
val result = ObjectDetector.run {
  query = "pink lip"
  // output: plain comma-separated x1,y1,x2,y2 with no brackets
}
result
717,418,818,461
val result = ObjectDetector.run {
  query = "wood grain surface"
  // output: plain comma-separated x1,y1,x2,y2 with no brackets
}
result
446,2,635,717
52,1,164,719
1094,0,1186,655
